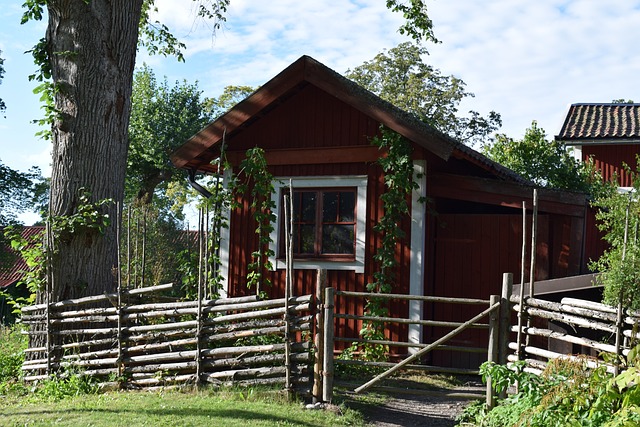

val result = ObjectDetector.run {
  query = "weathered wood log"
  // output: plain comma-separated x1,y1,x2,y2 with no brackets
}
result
561,297,618,315
61,357,119,367
334,337,486,354
524,297,618,323
204,303,311,324
335,290,490,305
63,348,119,361
508,342,615,373
61,338,117,350
510,325,618,354
335,359,479,376
21,283,175,313
126,329,197,343
128,374,195,386
514,305,617,334
123,295,259,312
335,313,489,329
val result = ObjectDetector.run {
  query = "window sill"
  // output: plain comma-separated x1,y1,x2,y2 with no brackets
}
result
274,258,364,273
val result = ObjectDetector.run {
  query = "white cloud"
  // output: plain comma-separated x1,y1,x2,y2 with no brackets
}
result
2,0,640,177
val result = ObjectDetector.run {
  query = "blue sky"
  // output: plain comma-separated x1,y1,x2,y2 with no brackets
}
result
1,0,640,222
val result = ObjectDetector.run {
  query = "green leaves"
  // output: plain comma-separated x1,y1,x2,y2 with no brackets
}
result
590,162,640,309
483,121,606,194
238,147,276,290
346,42,502,147
385,0,438,43
127,65,213,207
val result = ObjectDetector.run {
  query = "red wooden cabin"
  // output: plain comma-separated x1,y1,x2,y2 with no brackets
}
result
171,56,589,369
556,103,640,265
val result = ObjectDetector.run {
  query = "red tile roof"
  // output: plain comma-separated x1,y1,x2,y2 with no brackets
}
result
0,226,44,288
556,103,640,144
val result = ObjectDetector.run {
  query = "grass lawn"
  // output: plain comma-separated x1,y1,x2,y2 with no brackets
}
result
0,389,365,427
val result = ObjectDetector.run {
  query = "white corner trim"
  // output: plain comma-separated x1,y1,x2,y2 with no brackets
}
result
408,160,426,353
218,168,233,298
269,175,368,273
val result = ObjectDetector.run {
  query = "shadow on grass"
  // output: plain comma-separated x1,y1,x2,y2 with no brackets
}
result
3,406,320,427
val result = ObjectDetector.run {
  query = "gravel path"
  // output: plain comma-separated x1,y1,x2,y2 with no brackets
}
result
348,382,485,427
364,393,474,426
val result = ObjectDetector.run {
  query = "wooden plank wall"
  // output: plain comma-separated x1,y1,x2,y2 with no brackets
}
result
584,144,640,187
227,162,411,354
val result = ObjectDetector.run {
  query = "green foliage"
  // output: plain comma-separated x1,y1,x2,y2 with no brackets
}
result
51,190,113,244
385,0,437,43
0,325,26,383
36,372,100,400
205,85,257,119
236,147,277,291
0,159,44,227
348,128,418,362
127,65,214,207
483,121,604,194
590,162,640,309
139,0,230,62
462,353,640,427
346,42,502,146
1,226,45,312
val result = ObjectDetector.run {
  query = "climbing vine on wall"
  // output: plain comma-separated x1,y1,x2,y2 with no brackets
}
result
236,147,277,293
361,127,419,361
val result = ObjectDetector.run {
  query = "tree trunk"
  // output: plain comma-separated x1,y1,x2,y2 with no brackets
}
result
46,1,143,301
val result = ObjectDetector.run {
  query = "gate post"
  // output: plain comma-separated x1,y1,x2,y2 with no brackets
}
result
313,269,327,403
322,287,335,403
499,273,513,367
486,295,500,409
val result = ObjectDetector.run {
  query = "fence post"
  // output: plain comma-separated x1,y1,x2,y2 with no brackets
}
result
322,286,335,403
313,269,327,403
486,295,500,409
499,273,513,366
499,273,513,399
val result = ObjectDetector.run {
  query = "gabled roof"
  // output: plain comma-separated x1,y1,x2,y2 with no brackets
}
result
555,103,640,145
170,55,529,185
0,226,44,288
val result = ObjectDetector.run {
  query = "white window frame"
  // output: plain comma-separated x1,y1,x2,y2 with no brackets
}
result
269,175,367,273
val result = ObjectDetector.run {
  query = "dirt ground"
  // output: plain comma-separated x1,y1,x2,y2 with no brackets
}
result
363,391,477,426
339,378,485,427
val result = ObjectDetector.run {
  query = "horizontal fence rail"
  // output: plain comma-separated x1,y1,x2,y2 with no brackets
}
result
332,289,494,376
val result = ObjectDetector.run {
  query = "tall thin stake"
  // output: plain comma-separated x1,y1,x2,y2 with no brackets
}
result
615,197,631,375
283,192,293,394
525,189,538,347
140,207,147,288
116,202,124,380
196,208,204,386
516,201,527,360
45,218,52,377
126,206,131,288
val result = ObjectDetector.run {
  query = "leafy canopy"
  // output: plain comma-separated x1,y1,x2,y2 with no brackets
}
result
483,121,601,193
127,65,214,208
346,42,502,146
0,160,44,227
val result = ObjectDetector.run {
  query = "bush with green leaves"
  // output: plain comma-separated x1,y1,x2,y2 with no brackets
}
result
459,350,640,427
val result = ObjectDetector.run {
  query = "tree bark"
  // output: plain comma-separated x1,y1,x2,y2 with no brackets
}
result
46,1,143,301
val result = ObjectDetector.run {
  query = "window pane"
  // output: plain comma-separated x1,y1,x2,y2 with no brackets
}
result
322,225,355,254
296,224,316,254
300,192,317,222
338,191,355,222
322,192,338,222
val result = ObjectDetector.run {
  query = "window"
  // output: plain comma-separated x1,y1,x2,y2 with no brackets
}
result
287,188,356,258
269,176,367,273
